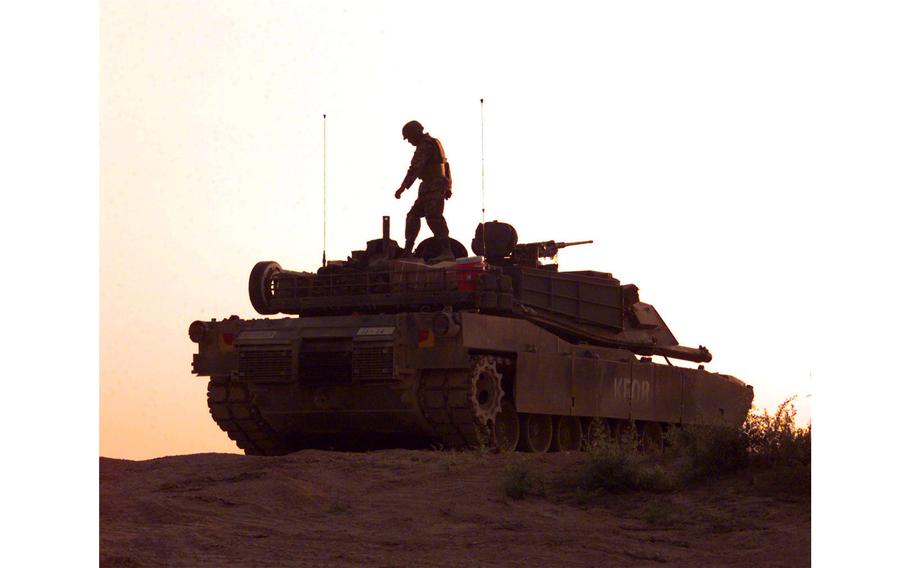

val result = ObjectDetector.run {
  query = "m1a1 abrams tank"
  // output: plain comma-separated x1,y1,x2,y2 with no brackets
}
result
188,217,753,455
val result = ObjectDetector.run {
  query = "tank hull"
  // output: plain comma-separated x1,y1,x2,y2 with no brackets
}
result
191,311,753,454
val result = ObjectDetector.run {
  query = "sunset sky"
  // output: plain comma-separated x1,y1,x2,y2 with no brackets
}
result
98,1,906,461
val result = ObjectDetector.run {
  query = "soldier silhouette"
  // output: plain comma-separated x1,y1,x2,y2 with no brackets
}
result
394,120,454,261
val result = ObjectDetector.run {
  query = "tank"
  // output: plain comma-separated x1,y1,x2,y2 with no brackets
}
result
188,217,753,454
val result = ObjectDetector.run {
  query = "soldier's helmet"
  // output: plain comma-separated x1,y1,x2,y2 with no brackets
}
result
402,120,423,140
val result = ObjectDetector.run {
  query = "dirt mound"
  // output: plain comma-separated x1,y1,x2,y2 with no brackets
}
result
100,450,808,567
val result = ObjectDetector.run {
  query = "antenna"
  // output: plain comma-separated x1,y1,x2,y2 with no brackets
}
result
322,113,327,268
480,98,487,256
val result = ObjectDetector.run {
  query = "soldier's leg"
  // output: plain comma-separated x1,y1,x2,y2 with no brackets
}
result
424,193,449,239
425,214,449,240
404,197,424,255
425,193,453,260
404,215,421,253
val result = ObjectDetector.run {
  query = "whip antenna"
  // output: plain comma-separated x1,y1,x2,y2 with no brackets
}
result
480,98,487,256
322,114,326,266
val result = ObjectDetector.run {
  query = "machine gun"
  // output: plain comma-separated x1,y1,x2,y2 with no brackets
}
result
513,240,593,267
471,221,592,268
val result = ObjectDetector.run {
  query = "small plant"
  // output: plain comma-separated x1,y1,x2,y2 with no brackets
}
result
578,442,668,493
584,418,610,450
639,500,677,527
474,422,493,457
439,446,479,470
572,487,599,506
327,495,351,514
501,460,542,500
616,421,642,452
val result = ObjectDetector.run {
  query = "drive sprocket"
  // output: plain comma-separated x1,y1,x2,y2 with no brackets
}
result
470,355,505,426
418,355,506,448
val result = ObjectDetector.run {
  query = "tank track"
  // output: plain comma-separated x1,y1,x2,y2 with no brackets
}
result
207,376,286,456
419,368,484,447
418,355,503,448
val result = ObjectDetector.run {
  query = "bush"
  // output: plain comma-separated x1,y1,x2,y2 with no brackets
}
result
743,397,811,497
571,397,811,498
501,460,543,500
665,424,749,482
578,442,668,493
664,396,811,496
744,397,812,470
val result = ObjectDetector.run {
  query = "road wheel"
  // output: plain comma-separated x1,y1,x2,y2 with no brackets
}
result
553,416,583,451
518,414,552,453
493,400,520,452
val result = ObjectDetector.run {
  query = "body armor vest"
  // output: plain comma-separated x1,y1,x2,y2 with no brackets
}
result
419,137,450,182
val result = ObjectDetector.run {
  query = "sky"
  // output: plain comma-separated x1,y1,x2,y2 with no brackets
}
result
98,0,908,460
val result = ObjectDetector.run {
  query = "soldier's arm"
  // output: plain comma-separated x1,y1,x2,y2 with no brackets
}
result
399,140,431,190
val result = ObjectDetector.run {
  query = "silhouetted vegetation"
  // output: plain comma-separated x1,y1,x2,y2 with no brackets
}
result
501,397,811,501
741,397,811,497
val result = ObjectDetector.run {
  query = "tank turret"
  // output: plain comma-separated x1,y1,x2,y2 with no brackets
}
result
250,219,712,363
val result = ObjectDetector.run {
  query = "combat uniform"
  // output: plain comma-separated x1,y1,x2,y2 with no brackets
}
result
400,132,452,255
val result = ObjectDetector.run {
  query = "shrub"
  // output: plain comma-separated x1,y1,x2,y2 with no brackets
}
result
501,460,542,500
743,397,811,470
578,442,668,493
665,423,749,482
663,396,811,496
570,397,811,498
584,418,610,451
743,397,811,497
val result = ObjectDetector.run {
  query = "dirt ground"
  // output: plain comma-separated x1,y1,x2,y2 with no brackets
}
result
100,450,809,567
